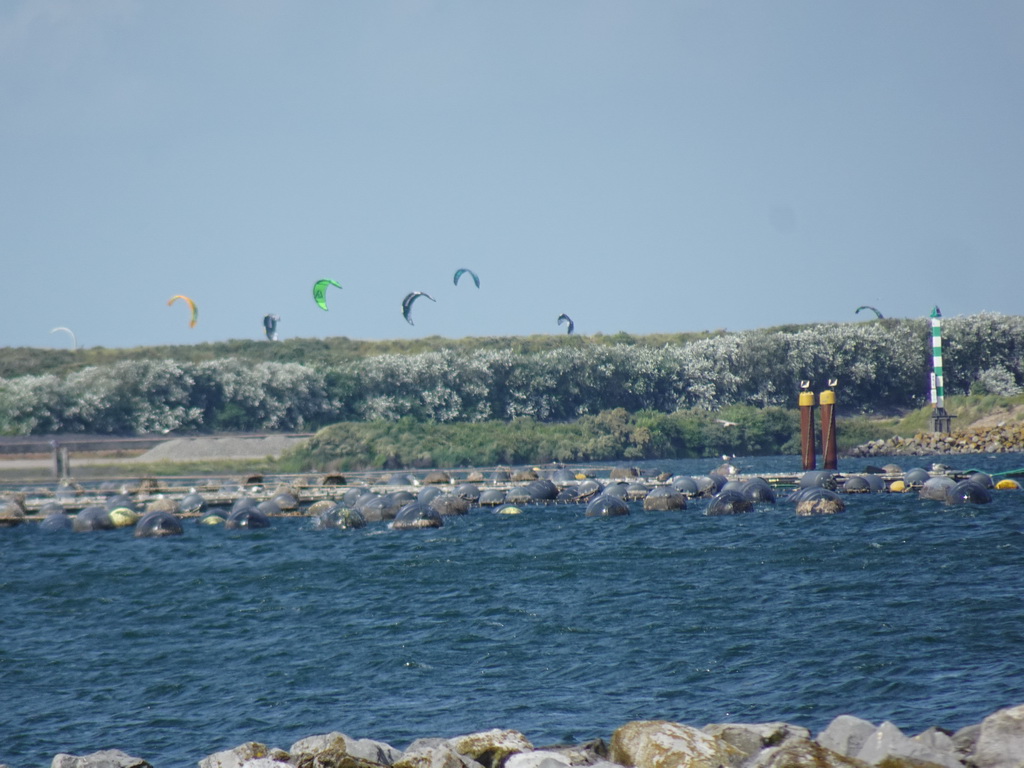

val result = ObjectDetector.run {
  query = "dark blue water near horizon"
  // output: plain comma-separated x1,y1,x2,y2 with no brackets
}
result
3,453,1024,768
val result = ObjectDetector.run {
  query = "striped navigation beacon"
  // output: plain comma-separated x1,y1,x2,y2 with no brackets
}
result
929,306,955,433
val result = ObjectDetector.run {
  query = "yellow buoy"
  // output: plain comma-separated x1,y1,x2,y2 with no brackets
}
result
108,507,140,528
889,480,906,493
996,479,1020,490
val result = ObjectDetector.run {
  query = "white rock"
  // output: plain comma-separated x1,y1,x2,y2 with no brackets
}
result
856,721,962,768
609,720,745,768
744,739,866,768
702,722,810,757
51,751,152,768
199,743,270,768
816,715,877,758
504,753,572,768
397,739,486,768
970,703,1024,768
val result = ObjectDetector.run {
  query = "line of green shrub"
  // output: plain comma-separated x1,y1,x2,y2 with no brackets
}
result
279,406,803,471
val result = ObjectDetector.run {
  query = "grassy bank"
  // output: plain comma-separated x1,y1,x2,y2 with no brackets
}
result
5,395,1020,480
281,395,1024,472
279,406,800,472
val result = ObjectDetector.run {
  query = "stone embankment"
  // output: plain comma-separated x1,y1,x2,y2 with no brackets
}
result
848,423,1024,458
32,701,1024,768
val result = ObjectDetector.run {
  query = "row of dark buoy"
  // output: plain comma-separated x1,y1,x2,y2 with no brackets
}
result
0,464,1011,534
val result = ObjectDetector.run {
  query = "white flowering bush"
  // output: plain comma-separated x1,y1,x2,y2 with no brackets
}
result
945,313,1024,392
0,373,68,433
2,313,1023,435
970,365,1022,396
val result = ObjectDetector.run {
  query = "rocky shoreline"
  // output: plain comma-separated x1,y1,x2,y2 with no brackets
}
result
31,702,1024,768
847,422,1024,458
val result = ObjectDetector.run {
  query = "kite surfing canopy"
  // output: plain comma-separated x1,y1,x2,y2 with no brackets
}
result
263,314,280,341
453,268,480,288
855,305,884,319
557,313,574,335
402,291,436,325
168,295,198,328
313,279,342,311
50,326,78,351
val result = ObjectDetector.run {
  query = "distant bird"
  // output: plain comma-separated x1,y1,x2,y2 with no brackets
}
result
716,419,739,427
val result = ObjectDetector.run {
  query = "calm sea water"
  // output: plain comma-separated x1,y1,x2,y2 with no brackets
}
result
2,453,1024,768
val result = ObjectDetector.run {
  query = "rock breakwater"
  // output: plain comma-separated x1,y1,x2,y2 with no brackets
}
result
34,702,1024,768
848,423,1024,458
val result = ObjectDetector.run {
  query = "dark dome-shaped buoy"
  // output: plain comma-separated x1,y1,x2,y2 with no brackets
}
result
842,476,872,493
135,510,184,537
740,478,776,503
643,486,687,511
945,480,992,505
0,500,26,528
795,489,846,516
919,476,956,501
416,486,443,504
391,502,443,530
429,493,470,516
73,505,115,532
670,476,699,496
903,468,931,486
706,490,753,516
178,493,208,515
313,505,367,530
478,489,506,506
800,470,838,490
454,483,481,502
39,511,73,532
226,507,272,529
585,495,630,517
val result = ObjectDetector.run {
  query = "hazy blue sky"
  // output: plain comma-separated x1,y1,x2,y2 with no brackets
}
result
3,1,1022,350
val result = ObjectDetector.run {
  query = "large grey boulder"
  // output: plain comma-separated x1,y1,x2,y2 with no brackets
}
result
702,722,810,758
855,721,962,768
449,730,534,768
396,739,485,768
199,743,276,768
609,720,745,768
950,724,981,763
969,703,1024,768
523,739,609,767
913,727,957,756
744,739,866,768
817,715,877,758
504,752,573,768
290,732,400,768
51,751,152,768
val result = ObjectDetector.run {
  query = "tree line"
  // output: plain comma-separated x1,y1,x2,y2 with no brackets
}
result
1,313,1021,436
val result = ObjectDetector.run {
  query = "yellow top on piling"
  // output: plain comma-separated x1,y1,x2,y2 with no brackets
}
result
798,392,816,407
819,390,836,405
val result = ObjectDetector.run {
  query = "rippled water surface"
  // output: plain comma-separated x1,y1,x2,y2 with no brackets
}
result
3,454,1024,767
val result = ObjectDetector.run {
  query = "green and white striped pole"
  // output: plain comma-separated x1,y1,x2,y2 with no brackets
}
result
929,306,954,433
930,306,944,409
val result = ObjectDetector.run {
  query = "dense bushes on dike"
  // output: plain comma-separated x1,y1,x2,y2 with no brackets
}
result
2,313,1023,441
278,406,801,470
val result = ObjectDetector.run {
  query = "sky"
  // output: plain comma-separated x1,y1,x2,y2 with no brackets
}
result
2,1,1023,350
